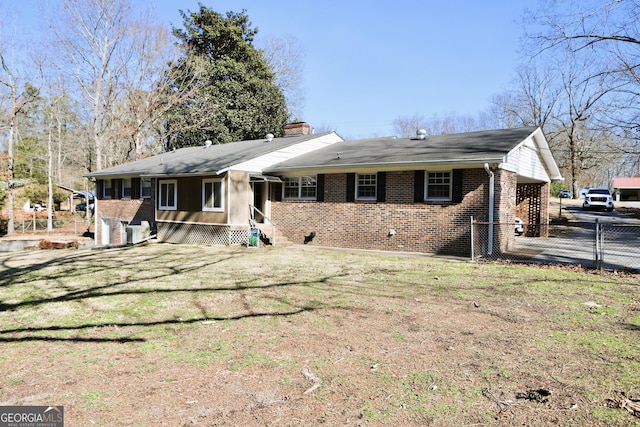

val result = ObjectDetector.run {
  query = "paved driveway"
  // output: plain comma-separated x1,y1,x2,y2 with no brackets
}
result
514,204,640,271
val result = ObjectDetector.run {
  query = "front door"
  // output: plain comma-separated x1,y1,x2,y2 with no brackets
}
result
252,182,265,223
101,219,111,245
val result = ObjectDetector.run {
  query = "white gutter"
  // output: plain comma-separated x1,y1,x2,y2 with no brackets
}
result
484,163,494,256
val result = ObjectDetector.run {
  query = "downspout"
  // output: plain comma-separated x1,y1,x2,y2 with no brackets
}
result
484,163,494,255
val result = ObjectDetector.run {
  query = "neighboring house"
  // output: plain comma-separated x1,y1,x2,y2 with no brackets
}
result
612,177,640,201
85,125,562,256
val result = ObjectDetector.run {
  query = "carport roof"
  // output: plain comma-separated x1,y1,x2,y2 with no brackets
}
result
613,177,640,189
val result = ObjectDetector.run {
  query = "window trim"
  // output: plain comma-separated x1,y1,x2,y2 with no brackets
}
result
424,170,453,201
141,178,152,199
122,178,132,199
158,179,177,211
356,173,377,201
102,179,112,199
202,178,224,212
282,175,317,200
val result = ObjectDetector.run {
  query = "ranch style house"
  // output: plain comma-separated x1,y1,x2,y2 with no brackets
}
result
85,123,562,256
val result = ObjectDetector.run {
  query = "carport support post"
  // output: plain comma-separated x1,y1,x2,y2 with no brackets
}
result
484,164,494,255
470,216,475,260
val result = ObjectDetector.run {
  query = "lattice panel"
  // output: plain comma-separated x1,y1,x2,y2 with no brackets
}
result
516,183,542,237
158,222,250,246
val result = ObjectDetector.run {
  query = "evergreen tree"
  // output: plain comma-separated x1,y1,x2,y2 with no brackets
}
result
165,5,289,148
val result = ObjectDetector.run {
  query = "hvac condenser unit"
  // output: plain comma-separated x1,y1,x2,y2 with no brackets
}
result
126,222,151,244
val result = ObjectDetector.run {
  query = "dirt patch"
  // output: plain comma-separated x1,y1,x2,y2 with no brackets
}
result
0,244,638,426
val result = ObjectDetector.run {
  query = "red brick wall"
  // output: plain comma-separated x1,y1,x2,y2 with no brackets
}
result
271,169,493,256
494,169,518,251
96,198,155,245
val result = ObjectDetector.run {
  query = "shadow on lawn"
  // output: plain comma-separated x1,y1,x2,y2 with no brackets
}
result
0,307,317,343
0,245,340,343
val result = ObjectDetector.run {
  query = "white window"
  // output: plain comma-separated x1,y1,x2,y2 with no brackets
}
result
103,179,112,199
202,178,223,211
159,180,177,210
425,171,452,201
141,179,152,198
122,178,132,198
356,173,376,200
283,176,317,200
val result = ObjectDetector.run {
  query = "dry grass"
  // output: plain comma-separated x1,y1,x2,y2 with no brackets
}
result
0,244,639,426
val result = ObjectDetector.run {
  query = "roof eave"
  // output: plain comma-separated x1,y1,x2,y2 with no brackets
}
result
265,157,507,174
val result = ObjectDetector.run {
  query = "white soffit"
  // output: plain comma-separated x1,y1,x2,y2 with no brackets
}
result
224,132,344,173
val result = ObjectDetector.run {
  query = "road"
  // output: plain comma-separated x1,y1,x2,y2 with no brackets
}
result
514,201,640,271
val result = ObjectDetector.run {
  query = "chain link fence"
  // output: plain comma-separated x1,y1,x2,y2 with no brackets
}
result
0,217,91,237
472,219,640,272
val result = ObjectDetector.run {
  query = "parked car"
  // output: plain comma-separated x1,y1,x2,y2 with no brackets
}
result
560,190,571,198
76,201,95,214
582,188,614,211
514,217,524,236
578,188,590,199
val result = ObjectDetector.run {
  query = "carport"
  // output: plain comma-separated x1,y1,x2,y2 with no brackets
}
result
613,176,640,201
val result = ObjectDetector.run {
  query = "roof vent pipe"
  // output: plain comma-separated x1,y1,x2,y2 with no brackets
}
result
417,129,427,140
266,133,274,142
204,140,212,148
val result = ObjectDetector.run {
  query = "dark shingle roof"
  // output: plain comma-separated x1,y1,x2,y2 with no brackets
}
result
265,127,538,172
85,133,333,178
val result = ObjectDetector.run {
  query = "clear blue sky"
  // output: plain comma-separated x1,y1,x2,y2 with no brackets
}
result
11,0,534,139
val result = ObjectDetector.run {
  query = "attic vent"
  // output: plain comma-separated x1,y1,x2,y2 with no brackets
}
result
417,129,427,140
204,140,213,148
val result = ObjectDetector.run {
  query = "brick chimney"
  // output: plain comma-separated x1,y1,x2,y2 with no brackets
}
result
283,122,311,136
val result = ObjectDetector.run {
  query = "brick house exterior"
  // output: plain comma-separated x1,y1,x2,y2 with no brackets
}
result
86,126,561,256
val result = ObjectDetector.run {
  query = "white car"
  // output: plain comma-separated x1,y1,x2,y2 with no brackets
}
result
582,188,614,211
514,217,524,235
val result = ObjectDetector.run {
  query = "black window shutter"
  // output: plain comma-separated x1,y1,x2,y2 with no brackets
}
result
376,172,386,202
316,174,325,202
346,173,355,202
114,179,122,199
132,178,141,199
274,182,282,201
97,180,103,199
452,169,463,203
414,170,425,202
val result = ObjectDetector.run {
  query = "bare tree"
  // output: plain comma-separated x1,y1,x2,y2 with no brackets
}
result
0,31,38,234
108,19,177,162
525,0,640,150
490,64,560,131
260,34,306,120
392,112,482,138
553,48,625,193
46,0,135,171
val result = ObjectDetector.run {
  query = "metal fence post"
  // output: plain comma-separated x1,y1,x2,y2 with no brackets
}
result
594,219,601,270
599,222,605,271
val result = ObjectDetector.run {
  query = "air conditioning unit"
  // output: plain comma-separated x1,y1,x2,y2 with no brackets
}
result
126,222,151,244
